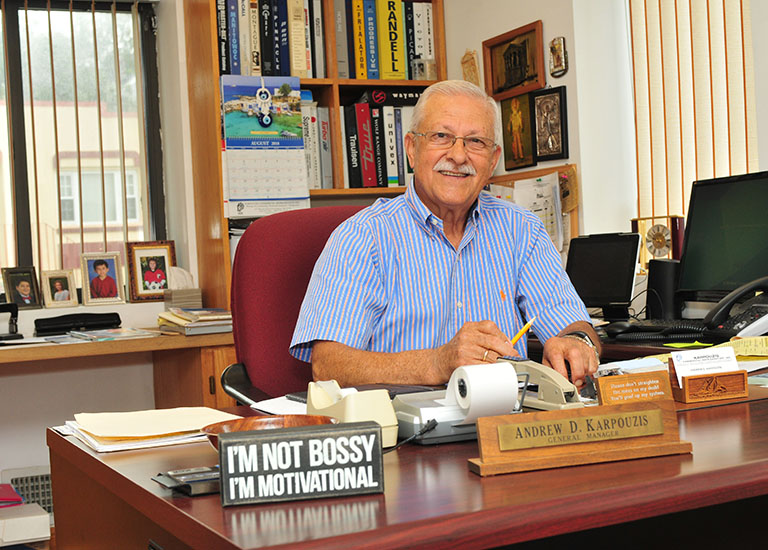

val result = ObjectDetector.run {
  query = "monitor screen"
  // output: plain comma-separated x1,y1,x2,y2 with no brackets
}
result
677,171,768,303
565,233,640,320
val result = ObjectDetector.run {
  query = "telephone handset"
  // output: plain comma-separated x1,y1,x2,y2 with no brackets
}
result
702,275,768,339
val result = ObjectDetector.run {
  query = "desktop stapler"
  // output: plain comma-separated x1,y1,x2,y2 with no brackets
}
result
392,359,584,445
0,303,23,341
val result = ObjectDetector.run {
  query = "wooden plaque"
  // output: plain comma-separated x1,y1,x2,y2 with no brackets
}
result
468,401,691,477
596,372,673,405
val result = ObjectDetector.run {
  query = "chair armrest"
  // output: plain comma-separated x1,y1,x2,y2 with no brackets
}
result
220,363,272,406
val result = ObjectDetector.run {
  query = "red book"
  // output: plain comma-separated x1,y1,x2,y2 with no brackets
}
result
0,483,23,508
355,103,377,187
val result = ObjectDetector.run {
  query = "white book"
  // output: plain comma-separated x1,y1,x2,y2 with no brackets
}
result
301,100,321,189
413,2,426,60
248,2,262,75
303,0,313,77
287,0,308,77
317,106,333,188
312,0,326,78
424,2,434,61
238,0,252,76
382,106,398,187
334,0,349,78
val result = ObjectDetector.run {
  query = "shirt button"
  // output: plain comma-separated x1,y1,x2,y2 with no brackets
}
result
457,301,463,308
431,219,438,225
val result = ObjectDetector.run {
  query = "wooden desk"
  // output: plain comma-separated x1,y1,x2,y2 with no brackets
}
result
48,401,768,549
1,333,237,409
528,338,671,362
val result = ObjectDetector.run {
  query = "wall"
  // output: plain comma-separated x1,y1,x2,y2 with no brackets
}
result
443,0,637,235
752,0,768,169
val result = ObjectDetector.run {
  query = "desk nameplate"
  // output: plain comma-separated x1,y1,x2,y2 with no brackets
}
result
469,400,691,477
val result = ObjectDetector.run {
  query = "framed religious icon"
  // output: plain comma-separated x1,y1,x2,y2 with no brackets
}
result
125,240,176,302
482,21,545,102
2,266,42,310
81,252,125,305
500,93,536,170
530,86,569,162
41,269,79,308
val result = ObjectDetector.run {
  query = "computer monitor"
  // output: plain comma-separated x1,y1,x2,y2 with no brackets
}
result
677,171,768,307
565,233,641,321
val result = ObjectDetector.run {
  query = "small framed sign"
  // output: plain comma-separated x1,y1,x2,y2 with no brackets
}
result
218,421,384,506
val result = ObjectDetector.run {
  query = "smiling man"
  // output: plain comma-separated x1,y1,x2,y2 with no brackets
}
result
290,80,599,387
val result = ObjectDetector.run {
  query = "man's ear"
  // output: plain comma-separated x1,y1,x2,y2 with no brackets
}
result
489,144,501,172
404,131,416,170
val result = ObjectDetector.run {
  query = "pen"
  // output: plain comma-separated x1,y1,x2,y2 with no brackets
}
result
510,316,536,346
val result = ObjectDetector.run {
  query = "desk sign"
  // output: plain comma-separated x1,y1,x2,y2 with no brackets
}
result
218,421,383,506
468,401,691,477
668,348,747,403
596,372,673,405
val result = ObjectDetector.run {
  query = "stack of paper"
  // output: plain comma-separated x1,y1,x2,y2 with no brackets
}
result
157,310,233,336
68,327,160,341
163,288,203,309
0,484,23,508
58,407,241,453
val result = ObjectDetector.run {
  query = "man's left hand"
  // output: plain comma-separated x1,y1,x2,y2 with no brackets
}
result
541,322,600,386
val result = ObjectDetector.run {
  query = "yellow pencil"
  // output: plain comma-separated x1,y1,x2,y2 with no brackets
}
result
510,316,536,346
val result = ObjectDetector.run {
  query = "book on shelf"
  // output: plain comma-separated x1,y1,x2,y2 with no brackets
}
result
352,0,367,80
227,0,241,74
363,0,379,79
216,0,230,74
68,327,160,342
317,105,334,188
310,0,326,77
258,0,274,75
403,0,416,79
287,0,308,78
334,0,350,78
301,92,322,189
273,0,289,76
302,0,314,77
394,106,406,186
343,103,362,188
238,0,253,76
376,0,406,79
369,105,387,186
248,1,262,75
382,105,398,186
355,102,378,187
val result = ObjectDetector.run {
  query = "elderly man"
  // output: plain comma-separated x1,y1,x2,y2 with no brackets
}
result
290,80,600,388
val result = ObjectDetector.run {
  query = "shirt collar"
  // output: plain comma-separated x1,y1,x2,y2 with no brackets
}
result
405,179,485,232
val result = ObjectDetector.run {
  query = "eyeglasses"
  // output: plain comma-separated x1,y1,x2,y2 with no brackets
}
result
411,131,496,154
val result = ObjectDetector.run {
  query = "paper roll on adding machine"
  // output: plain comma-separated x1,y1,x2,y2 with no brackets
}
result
306,358,584,447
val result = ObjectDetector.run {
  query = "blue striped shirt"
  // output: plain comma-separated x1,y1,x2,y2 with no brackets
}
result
290,184,589,362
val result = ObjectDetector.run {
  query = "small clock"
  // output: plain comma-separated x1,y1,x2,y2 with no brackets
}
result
645,223,672,257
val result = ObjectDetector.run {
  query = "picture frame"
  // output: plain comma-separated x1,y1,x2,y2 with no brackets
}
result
482,21,545,102
500,93,536,171
41,269,79,308
1,266,42,310
125,240,176,302
530,86,569,162
81,252,125,305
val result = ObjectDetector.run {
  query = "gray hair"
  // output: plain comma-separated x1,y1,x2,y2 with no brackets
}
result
409,80,501,145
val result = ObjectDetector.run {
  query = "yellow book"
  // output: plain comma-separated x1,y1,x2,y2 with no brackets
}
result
352,0,368,79
375,0,406,80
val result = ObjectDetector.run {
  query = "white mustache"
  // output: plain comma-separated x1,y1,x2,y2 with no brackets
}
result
432,158,477,176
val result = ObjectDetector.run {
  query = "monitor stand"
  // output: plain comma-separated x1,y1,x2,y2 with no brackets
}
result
601,305,630,322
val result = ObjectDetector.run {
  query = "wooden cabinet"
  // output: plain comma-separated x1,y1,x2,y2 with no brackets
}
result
182,1,447,308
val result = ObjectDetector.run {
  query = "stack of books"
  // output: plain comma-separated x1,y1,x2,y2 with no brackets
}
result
158,308,233,336
163,288,203,309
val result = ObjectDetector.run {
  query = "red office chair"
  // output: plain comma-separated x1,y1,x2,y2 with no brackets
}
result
222,205,364,403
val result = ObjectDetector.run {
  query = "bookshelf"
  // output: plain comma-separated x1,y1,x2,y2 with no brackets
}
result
183,1,447,308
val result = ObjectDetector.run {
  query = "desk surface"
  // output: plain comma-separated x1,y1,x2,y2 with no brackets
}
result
48,400,768,549
0,332,234,364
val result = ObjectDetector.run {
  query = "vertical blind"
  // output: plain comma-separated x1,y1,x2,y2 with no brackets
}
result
0,0,152,281
628,0,758,219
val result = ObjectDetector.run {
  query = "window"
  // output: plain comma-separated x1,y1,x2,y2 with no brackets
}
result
0,0,163,293
628,0,758,219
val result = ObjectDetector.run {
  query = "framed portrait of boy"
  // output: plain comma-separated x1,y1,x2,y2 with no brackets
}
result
2,266,42,310
81,252,125,305
41,269,79,308
125,241,176,302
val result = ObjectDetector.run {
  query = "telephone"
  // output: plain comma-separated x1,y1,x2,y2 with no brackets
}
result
702,275,768,340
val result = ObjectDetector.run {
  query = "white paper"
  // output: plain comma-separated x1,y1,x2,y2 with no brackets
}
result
670,347,741,386
513,172,564,251
73,407,241,438
251,396,308,415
